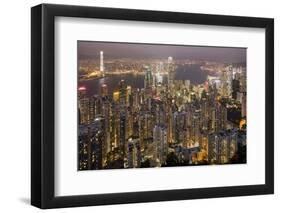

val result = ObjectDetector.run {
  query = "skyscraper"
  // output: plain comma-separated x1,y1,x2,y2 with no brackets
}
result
168,56,173,64
208,129,239,164
153,124,168,165
78,86,90,125
167,56,174,90
119,80,127,106
101,84,108,97
101,95,111,156
127,138,141,168
144,66,152,89
232,79,240,100
120,112,126,157
100,51,104,76
241,93,247,117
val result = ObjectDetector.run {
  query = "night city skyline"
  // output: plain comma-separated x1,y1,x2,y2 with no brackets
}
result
78,41,247,171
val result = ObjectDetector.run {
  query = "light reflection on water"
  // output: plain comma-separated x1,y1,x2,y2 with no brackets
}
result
79,64,208,97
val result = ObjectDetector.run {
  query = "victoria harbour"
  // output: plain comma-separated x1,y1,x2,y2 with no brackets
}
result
80,64,209,97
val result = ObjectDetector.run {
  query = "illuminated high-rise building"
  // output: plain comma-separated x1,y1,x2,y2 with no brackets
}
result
144,66,152,89
168,56,173,64
232,79,240,100
127,138,141,168
113,91,120,102
101,84,108,97
79,117,105,170
241,92,247,117
138,112,153,149
111,102,120,149
119,80,127,106
228,131,238,160
153,124,168,165
191,110,200,144
101,97,111,156
155,63,163,85
208,129,240,164
127,142,134,168
132,89,140,110
208,133,220,164
90,96,102,118
185,80,191,91
240,67,247,93
78,86,90,125
100,51,104,76
226,65,234,97
88,97,95,123
126,86,132,106
119,112,126,157
126,109,133,139
78,126,89,170
78,86,86,98
91,131,103,170
228,65,233,81
220,69,229,97
167,56,174,90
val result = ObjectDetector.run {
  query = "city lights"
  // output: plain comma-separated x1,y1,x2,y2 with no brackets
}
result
78,42,247,171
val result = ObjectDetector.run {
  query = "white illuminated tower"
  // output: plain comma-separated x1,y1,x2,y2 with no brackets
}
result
167,56,173,64
100,51,104,76
167,56,173,90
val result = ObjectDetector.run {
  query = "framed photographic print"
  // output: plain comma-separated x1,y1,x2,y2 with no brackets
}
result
31,4,274,209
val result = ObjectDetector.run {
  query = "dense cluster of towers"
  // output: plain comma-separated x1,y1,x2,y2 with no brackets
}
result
78,55,247,170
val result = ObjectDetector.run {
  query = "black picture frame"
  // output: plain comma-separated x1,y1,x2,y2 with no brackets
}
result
31,3,274,209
